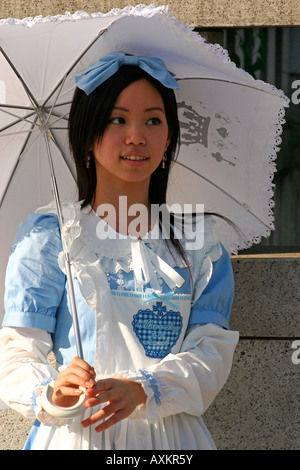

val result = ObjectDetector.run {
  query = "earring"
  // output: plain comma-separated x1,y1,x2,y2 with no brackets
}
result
86,150,92,169
162,152,167,169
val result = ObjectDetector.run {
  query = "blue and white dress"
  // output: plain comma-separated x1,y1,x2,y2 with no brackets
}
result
0,201,238,450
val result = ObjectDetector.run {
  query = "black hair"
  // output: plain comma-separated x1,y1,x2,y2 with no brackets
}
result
68,65,189,268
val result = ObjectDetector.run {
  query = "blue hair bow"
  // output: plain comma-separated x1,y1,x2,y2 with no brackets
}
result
74,52,180,95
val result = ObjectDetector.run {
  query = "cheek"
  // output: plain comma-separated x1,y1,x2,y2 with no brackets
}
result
93,133,119,160
160,131,171,153
152,126,170,148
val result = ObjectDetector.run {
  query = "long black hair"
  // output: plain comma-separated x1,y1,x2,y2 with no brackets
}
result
68,65,190,267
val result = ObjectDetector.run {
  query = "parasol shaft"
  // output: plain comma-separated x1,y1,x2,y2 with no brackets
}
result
63,252,84,360
43,130,84,360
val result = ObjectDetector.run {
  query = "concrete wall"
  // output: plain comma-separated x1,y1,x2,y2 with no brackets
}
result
204,253,300,450
1,254,299,450
1,0,300,27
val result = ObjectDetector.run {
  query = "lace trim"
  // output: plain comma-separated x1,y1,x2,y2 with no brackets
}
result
120,369,162,405
57,201,217,274
0,5,169,27
219,105,288,255
30,378,53,414
0,3,291,104
138,369,162,405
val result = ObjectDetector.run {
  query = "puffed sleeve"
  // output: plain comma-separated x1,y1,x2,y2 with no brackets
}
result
0,326,58,417
0,214,69,424
188,244,234,329
2,212,65,332
126,323,239,422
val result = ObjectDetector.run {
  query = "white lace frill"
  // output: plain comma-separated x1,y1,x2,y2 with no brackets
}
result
0,3,289,101
0,5,170,27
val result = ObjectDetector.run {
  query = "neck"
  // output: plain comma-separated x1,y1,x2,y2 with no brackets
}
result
92,179,152,236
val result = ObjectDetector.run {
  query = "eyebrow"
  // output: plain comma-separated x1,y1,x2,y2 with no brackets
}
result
112,106,165,113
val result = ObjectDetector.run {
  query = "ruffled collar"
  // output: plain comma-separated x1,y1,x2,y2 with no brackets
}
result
36,200,219,310
57,201,186,294
63,201,189,266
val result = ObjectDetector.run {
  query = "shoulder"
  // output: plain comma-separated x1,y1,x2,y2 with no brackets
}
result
171,212,219,255
177,213,226,280
11,204,62,257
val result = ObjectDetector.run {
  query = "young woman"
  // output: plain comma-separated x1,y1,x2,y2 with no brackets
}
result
0,53,238,450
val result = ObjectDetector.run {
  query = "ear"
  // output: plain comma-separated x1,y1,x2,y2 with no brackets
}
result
165,132,171,151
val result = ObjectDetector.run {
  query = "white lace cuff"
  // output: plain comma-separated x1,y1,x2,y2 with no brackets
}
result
116,369,162,421
31,379,70,427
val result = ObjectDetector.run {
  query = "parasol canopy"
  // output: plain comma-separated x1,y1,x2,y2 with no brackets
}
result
0,4,289,323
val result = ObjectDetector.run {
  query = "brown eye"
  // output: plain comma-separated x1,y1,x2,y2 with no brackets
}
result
109,117,126,124
147,117,161,125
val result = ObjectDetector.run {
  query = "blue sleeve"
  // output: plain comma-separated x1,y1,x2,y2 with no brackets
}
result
2,213,65,333
188,245,234,330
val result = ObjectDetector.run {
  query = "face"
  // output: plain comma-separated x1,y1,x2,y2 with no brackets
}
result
91,79,171,190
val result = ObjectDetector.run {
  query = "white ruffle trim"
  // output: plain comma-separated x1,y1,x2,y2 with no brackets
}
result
222,105,288,255
0,3,289,102
31,380,70,428
0,4,169,27
0,2,290,100
115,369,161,422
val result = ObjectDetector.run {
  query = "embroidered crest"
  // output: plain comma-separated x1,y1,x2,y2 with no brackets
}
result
132,301,183,358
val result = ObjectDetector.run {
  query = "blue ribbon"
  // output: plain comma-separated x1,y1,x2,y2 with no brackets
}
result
74,52,180,95
143,291,179,310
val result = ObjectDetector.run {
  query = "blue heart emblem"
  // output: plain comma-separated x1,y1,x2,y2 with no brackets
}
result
132,301,183,358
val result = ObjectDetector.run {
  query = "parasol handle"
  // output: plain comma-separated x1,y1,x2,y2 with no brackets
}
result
41,384,86,418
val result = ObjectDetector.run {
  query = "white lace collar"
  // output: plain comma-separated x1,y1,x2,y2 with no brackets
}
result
79,204,186,292
41,201,185,293
36,200,220,309
37,199,216,271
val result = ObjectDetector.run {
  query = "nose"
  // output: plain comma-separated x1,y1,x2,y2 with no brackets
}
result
125,123,146,146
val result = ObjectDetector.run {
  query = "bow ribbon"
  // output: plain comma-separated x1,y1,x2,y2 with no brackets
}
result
75,52,180,95
131,239,185,294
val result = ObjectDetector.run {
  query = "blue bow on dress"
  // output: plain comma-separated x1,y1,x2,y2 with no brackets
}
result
74,52,180,95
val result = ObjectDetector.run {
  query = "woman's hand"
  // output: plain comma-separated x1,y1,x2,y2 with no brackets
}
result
51,356,96,408
81,375,147,433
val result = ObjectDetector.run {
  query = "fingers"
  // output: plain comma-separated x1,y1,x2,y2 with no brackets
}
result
57,357,95,387
52,357,96,407
69,356,96,382
81,377,147,432
82,405,129,433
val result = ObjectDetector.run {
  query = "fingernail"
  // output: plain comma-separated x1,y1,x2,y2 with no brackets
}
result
85,380,95,388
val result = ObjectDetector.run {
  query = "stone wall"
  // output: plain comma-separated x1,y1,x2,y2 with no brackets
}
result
1,0,300,26
204,253,300,450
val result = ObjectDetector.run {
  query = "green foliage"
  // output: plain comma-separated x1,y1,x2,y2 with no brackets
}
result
228,28,267,80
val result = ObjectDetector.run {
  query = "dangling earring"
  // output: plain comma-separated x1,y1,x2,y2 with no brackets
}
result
162,152,167,169
86,150,92,169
